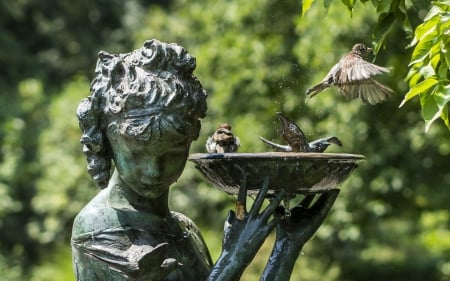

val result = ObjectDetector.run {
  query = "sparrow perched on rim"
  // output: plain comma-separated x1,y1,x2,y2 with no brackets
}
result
259,112,342,153
206,123,240,153
305,43,393,105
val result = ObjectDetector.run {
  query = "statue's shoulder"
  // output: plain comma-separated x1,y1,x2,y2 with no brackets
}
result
171,211,199,230
171,211,213,265
72,188,119,236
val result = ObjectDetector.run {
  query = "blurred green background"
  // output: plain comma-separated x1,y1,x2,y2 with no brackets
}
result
0,0,449,280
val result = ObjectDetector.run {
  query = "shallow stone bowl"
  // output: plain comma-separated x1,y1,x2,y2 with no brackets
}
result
189,152,364,195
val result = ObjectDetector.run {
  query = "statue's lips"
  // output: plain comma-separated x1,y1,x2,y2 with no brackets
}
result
139,175,178,187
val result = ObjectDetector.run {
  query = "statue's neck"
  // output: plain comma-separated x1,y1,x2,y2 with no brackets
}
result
107,169,171,217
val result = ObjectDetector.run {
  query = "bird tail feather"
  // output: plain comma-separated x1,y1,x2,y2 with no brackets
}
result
305,83,329,98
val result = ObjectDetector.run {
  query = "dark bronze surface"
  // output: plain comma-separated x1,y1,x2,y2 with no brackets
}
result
190,152,364,195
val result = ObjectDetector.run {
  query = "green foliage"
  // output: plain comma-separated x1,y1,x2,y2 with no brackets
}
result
401,1,450,131
302,0,450,132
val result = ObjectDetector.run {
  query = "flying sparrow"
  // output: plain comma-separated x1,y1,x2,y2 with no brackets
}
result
206,123,240,153
306,43,392,105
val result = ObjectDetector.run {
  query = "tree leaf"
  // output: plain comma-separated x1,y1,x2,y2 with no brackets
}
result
422,83,450,131
400,77,438,107
420,89,439,132
374,0,392,14
301,0,315,17
398,0,413,35
341,0,355,12
373,12,395,42
323,0,333,10
408,15,439,48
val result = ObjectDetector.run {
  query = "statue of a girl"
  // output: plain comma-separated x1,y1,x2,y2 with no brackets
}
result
71,39,338,281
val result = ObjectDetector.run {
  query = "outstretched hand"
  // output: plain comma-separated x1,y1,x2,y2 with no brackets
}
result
222,176,286,256
261,189,340,281
277,189,340,245
207,176,286,281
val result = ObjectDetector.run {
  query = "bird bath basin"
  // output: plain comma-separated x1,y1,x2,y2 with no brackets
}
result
189,152,364,196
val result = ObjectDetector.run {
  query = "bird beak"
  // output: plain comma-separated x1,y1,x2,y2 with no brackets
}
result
367,47,373,53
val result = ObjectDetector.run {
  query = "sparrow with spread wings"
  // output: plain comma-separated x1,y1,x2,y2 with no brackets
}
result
306,43,392,105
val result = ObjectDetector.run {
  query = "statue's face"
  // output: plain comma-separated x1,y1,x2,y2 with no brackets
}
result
105,118,191,198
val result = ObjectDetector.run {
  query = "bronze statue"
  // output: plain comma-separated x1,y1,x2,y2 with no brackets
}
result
72,39,339,281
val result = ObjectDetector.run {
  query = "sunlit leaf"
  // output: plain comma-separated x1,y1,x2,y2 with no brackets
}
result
421,89,440,132
301,0,314,17
410,40,434,66
409,49,430,66
421,83,450,131
400,77,438,107
424,5,443,21
408,15,439,48
438,57,449,78
430,53,441,69
419,63,436,78
428,1,450,20
435,84,450,104
405,69,423,87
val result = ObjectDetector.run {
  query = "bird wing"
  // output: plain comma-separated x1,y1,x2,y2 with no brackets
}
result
339,78,393,104
259,136,293,152
338,55,390,83
205,137,217,153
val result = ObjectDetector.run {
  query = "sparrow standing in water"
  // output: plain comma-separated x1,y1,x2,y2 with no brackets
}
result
306,43,392,105
206,123,240,153
277,112,308,152
259,112,342,153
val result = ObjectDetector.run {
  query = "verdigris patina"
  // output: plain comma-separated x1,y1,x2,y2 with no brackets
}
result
71,39,341,281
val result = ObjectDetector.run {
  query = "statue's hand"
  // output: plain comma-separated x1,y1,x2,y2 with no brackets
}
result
222,177,286,258
260,189,340,281
207,177,286,281
276,189,340,246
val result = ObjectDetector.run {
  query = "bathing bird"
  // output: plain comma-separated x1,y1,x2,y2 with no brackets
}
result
259,112,342,153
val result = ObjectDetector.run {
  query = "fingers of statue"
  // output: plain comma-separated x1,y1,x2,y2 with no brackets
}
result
261,189,286,221
249,176,270,216
236,173,248,220
235,176,286,222
224,210,235,229
299,194,316,209
289,189,340,222
223,210,235,244
312,189,340,218
273,190,340,246
248,177,286,228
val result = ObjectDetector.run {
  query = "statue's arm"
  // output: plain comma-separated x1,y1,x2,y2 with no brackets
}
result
206,177,286,281
260,189,340,281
